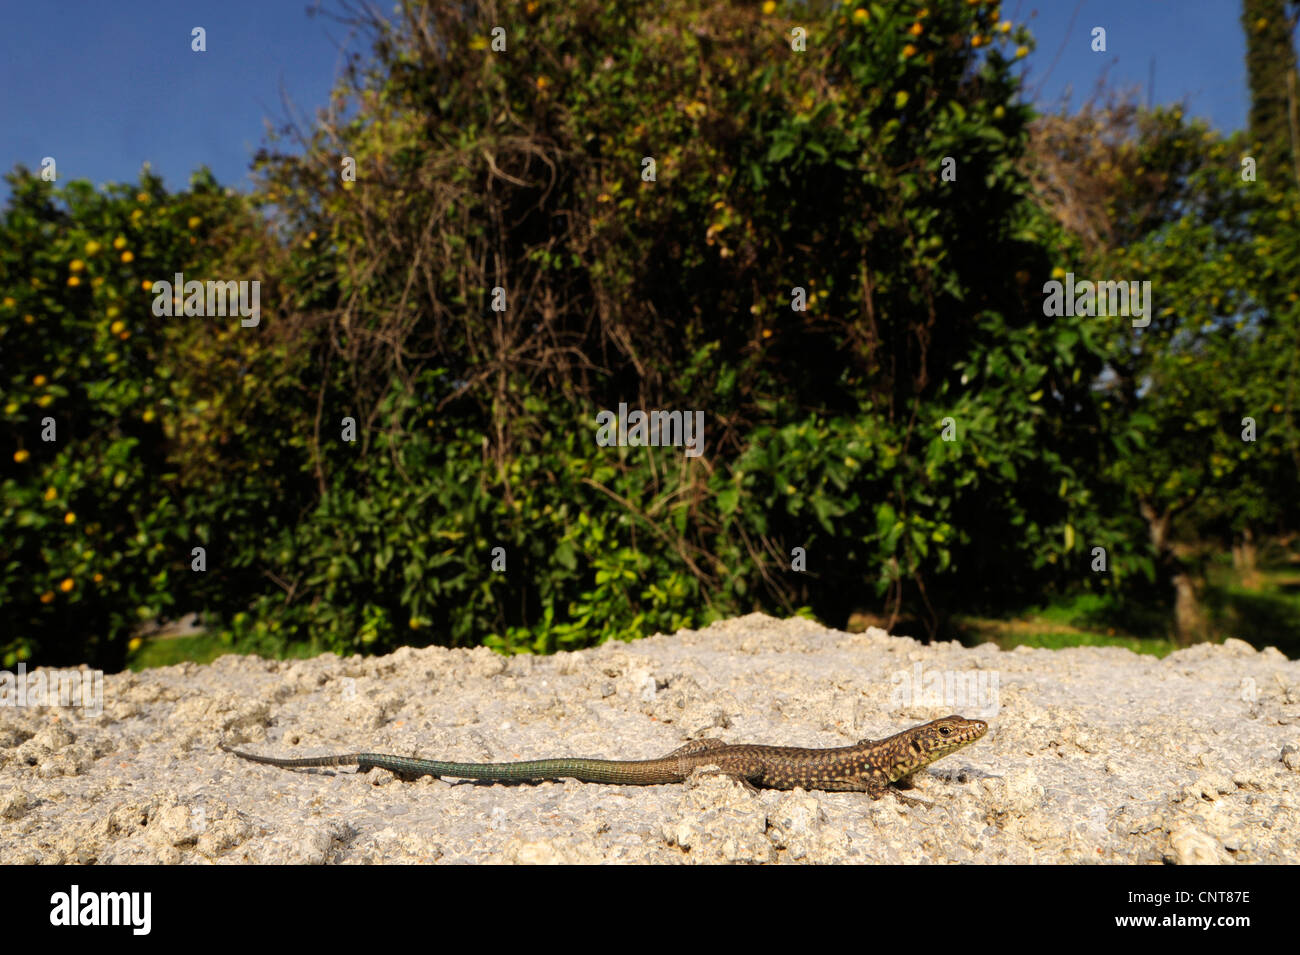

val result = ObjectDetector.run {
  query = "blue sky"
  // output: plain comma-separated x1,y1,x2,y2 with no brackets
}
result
0,1,1278,203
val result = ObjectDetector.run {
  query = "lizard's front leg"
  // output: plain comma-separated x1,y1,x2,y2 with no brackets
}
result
861,776,930,807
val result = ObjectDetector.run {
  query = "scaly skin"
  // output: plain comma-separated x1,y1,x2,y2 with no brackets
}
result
221,715,988,802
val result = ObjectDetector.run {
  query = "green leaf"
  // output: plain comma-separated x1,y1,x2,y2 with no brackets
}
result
767,136,797,163
875,502,897,536
717,488,740,515
554,540,577,570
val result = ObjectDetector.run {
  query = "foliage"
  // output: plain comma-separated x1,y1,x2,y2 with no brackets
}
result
4,1,1295,666
1240,0,1300,182
1048,103,1300,639
244,0,1108,650
0,168,273,667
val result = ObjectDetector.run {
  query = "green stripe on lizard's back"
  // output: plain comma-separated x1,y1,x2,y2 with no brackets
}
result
219,715,988,803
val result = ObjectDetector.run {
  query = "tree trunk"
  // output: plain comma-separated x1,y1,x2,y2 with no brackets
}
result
1171,570,1210,644
1232,524,1261,589
1242,0,1300,179
1140,498,1208,645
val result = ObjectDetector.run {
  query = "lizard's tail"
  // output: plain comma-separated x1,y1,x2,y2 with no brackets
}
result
219,743,687,784
219,742,362,770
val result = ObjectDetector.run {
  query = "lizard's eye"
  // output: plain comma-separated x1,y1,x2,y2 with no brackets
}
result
939,726,951,735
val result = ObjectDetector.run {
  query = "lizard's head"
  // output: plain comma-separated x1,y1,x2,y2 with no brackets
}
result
887,715,988,782
926,714,987,749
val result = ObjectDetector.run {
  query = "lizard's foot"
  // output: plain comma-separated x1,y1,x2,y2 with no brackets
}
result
887,789,933,809
695,768,761,794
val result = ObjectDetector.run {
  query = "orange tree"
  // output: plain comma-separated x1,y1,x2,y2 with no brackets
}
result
1057,107,1300,641
3,1,1195,662
0,167,276,668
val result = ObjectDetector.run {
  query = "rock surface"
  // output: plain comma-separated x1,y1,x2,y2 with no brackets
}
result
2,613,1297,864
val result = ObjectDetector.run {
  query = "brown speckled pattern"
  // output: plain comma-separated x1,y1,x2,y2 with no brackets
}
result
658,715,988,794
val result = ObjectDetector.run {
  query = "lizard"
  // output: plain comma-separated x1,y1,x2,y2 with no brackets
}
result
220,714,987,804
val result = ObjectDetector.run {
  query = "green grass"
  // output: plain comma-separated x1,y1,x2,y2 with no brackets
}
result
950,589,1176,657
1202,562,1300,658
950,613,1177,657
126,631,331,671
955,551,1300,659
